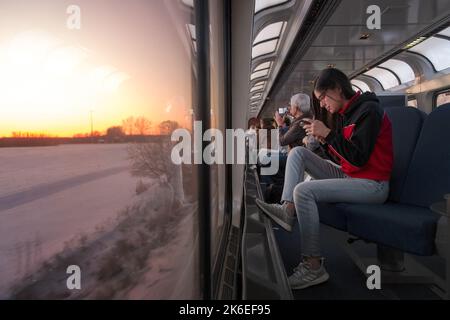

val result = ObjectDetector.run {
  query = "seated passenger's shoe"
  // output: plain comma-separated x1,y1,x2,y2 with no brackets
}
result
255,199,295,232
288,259,329,290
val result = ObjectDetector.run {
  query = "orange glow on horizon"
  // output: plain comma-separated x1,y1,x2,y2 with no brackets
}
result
0,29,193,138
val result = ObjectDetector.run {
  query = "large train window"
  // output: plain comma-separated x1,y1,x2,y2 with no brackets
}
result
409,37,450,72
435,89,450,108
351,79,371,92
364,68,399,90
379,59,415,85
0,0,200,299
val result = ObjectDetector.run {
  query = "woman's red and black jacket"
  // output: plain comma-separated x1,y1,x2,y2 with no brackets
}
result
324,92,394,181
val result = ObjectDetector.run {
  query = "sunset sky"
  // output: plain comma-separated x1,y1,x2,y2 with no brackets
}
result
0,0,194,137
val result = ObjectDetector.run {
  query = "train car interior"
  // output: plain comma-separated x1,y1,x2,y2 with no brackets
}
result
235,0,450,300
1,0,450,302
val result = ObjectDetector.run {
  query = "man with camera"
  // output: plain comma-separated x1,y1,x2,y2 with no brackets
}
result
274,93,312,150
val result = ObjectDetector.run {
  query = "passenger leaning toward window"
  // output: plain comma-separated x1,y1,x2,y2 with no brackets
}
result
275,93,311,150
263,93,311,168
259,93,312,196
256,68,393,290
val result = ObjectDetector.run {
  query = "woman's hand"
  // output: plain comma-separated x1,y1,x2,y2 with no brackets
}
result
303,119,331,140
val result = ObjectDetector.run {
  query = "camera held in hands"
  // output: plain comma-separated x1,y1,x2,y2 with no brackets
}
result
278,107,288,115
300,119,312,128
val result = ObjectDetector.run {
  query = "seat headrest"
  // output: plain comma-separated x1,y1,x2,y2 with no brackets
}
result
385,107,426,202
401,103,450,207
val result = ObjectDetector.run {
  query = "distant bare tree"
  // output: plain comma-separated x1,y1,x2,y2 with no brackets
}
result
127,138,185,203
159,121,180,135
122,117,135,136
134,117,152,135
127,141,171,178
106,126,126,143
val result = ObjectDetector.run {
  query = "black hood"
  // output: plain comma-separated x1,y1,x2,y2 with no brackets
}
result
344,92,380,115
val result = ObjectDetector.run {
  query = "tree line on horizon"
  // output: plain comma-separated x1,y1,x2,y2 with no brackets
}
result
108,117,181,138
10,132,59,139
5,118,181,139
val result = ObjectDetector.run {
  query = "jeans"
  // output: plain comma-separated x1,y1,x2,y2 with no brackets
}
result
258,150,288,184
281,147,389,257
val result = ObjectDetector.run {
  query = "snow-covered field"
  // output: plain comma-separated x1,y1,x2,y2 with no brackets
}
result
0,144,139,297
0,144,132,197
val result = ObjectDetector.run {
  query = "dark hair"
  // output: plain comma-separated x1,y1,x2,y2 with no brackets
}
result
257,118,275,149
261,118,275,129
314,68,356,100
311,90,337,132
247,117,259,129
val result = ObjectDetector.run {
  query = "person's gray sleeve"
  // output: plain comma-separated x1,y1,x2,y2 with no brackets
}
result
279,122,306,147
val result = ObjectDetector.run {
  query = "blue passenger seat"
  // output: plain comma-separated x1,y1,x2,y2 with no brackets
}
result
319,104,450,256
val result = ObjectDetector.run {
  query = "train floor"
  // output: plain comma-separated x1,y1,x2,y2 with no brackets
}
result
274,223,443,300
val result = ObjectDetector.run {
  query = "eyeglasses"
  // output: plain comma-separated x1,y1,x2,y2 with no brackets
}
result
317,91,328,102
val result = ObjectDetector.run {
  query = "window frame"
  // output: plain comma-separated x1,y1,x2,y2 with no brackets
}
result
407,95,418,108
434,87,450,109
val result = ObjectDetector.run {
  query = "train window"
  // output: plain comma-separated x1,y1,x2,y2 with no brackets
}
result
181,0,194,8
251,93,263,100
436,90,450,108
250,69,269,80
409,37,450,72
254,61,272,72
364,67,400,90
379,59,415,84
438,26,450,38
188,24,196,40
351,79,371,92
255,0,289,14
250,102,260,110
187,24,197,53
251,84,265,93
408,97,418,108
252,39,279,58
252,22,286,59
0,0,200,299
254,22,286,44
